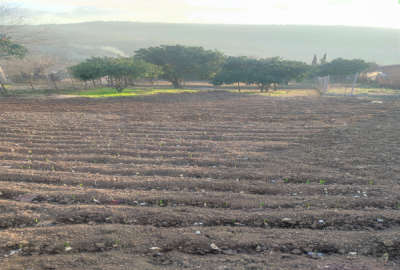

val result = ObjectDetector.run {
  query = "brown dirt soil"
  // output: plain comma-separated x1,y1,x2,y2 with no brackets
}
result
0,91,399,269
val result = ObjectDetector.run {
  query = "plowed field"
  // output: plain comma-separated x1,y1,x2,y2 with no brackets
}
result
0,92,399,269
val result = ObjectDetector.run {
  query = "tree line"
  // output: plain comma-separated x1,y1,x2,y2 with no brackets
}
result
212,56,310,92
67,44,373,92
0,2,377,95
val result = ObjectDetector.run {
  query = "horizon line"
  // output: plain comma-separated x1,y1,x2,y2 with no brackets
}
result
17,20,400,30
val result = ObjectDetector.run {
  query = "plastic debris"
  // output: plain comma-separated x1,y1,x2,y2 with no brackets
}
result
9,249,21,256
210,243,220,251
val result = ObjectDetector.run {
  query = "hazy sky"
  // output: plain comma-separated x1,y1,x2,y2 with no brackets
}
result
12,0,400,28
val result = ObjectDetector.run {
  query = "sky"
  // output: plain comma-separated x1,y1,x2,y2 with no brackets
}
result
8,0,400,28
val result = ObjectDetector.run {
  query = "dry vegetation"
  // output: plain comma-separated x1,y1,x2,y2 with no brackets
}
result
0,91,399,269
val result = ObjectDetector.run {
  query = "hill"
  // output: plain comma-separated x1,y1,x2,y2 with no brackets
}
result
17,22,400,65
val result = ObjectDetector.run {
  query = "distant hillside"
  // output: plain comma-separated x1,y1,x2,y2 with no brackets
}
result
17,22,400,65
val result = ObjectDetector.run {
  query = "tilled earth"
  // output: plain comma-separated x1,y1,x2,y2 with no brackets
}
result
0,91,399,269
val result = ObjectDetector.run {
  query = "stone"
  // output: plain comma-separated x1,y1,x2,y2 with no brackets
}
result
95,243,105,249
291,249,302,255
383,240,394,247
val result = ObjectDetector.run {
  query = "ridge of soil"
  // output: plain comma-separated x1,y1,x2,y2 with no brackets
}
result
0,92,399,269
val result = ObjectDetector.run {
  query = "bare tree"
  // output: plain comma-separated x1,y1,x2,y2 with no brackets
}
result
320,53,328,65
0,2,27,94
312,54,318,66
3,55,56,90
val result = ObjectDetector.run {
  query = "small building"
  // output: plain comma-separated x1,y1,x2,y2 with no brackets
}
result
376,65,400,89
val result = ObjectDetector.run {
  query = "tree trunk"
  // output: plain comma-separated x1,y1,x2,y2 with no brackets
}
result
70,78,77,90
259,84,264,92
237,82,241,92
0,65,8,95
171,78,183,89
92,80,96,88
351,73,359,96
29,80,35,90
0,83,7,95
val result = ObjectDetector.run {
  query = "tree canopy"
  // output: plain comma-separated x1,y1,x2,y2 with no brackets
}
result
135,45,224,88
316,58,371,77
213,57,310,92
212,56,252,91
0,36,27,59
69,57,162,92
69,45,376,94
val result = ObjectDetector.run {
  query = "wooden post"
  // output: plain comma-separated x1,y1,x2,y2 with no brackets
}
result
351,73,359,96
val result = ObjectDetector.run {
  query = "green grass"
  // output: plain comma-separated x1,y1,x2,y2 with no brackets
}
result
5,85,398,98
4,88,73,97
227,89,319,97
228,86,399,97
70,88,199,98
328,87,398,95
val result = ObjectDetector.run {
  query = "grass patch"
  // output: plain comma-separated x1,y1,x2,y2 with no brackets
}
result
228,89,319,97
328,87,398,95
3,88,73,97
70,88,199,98
229,87,399,97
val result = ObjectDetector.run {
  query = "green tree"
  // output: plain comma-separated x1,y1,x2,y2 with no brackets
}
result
68,58,102,87
0,37,27,59
135,45,224,88
104,57,161,92
248,58,279,92
212,56,253,91
280,60,311,84
214,57,310,92
316,58,371,81
140,60,163,85
248,58,310,92
69,57,161,92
